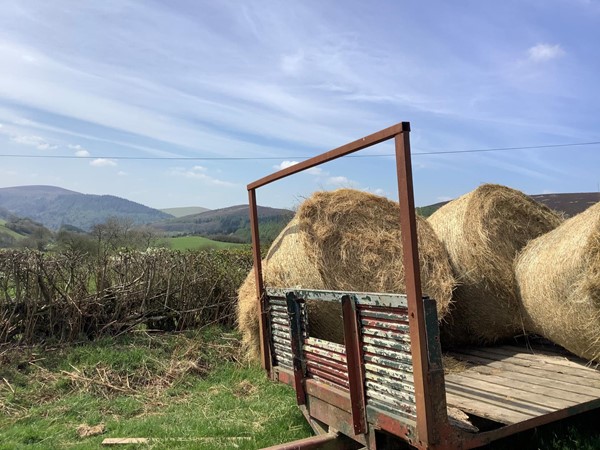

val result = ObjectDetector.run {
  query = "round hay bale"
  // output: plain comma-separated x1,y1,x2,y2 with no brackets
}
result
237,217,337,360
516,201,600,362
238,189,456,360
428,184,563,345
296,188,455,319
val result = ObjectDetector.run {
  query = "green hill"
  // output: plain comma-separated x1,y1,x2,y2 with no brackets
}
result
152,204,294,243
160,206,210,217
0,185,171,231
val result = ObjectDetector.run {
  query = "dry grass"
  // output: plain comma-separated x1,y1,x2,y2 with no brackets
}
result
517,201,600,362
428,184,563,346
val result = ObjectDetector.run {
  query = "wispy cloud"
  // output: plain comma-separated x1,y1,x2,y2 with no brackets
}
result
168,166,236,187
528,43,565,62
10,134,57,150
90,158,117,167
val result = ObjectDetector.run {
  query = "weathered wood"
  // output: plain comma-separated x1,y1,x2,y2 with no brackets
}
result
445,391,533,425
446,372,577,411
483,346,600,379
467,364,600,399
451,351,600,389
449,369,591,404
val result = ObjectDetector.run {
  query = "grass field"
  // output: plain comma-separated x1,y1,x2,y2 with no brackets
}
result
165,236,245,251
0,220,24,240
0,327,311,449
1,328,599,449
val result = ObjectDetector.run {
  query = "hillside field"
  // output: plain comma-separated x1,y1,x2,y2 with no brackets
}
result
165,235,245,251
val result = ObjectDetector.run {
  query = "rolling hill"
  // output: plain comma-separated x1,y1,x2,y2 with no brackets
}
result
160,206,210,217
151,204,294,243
0,185,171,231
417,192,600,218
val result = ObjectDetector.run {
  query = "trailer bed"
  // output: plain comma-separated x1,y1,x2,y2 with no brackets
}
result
446,344,600,426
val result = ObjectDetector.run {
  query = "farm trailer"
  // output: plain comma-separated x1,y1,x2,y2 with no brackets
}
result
246,123,600,449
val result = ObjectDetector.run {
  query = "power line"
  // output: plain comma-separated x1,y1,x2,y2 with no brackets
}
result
0,140,598,161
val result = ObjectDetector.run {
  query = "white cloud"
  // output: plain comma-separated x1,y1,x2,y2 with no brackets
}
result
274,160,300,170
326,175,353,186
117,171,127,176
90,158,117,167
10,134,57,150
69,144,91,157
169,166,236,187
528,43,565,62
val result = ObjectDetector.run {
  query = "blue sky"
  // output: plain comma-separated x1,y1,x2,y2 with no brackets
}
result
0,0,599,210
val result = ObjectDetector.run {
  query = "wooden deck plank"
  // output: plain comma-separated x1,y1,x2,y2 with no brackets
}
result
445,380,553,416
467,365,600,399
450,351,600,390
446,372,578,410
445,390,533,425
480,347,600,380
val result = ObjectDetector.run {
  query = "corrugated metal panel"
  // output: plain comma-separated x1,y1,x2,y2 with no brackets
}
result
359,303,416,421
267,295,293,370
304,337,349,391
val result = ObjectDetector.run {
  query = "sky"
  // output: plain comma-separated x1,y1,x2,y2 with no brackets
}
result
0,0,599,210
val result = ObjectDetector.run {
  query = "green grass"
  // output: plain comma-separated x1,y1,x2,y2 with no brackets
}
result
166,236,243,251
0,221,25,240
0,328,311,449
2,329,599,450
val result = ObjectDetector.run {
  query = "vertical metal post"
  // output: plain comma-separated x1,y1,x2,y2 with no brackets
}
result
394,124,443,446
342,294,367,435
248,188,271,374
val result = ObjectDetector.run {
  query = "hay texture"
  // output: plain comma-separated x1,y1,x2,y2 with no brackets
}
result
296,189,455,317
428,184,563,345
238,189,456,360
516,201,600,362
237,217,329,360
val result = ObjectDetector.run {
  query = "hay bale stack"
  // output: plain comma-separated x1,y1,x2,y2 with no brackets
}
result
516,201,600,362
238,189,456,360
428,184,563,345
296,189,455,319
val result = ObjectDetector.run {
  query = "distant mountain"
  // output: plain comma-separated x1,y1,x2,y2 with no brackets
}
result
160,206,210,218
151,204,294,243
416,192,600,218
0,185,171,231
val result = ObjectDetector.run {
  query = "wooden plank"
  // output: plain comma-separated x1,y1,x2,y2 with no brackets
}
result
446,381,553,416
445,391,532,425
451,351,600,390
466,364,600,399
466,347,600,380
485,346,600,378
446,372,577,411
449,369,592,404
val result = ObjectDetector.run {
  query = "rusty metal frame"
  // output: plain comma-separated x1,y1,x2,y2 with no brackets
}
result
247,122,448,447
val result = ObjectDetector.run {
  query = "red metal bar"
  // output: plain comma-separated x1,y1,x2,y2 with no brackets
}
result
248,188,271,374
260,432,361,450
341,294,368,435
394,129,444,446
248,123,408,190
